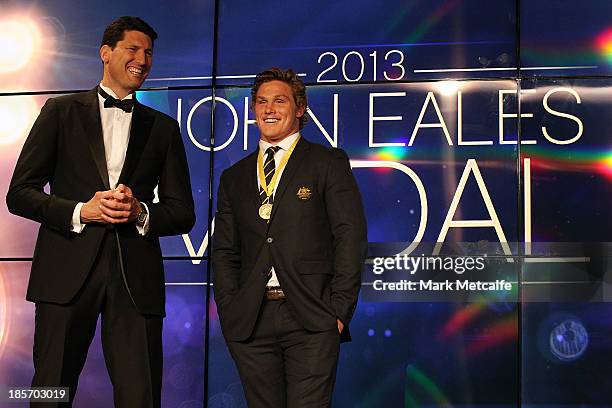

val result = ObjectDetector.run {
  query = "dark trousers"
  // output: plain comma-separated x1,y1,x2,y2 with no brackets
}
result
31,232,163,408
227,299,340,408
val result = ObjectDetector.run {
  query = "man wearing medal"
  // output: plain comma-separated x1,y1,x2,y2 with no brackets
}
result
213,68,367,407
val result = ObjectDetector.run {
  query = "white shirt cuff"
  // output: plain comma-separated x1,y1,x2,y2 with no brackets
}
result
71,202,86,233
136,202,150,236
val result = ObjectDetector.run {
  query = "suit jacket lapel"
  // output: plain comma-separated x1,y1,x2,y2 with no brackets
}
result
79,88,110,190
245,148,272,234
269,137,309,222
248,148,262,211
118,99,153,185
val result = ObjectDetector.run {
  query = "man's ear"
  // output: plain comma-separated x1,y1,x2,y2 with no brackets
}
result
296,104,306,118
100,45,110,64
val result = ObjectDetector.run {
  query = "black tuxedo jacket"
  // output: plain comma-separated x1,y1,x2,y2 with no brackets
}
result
212,137,367,342
6,88,195,316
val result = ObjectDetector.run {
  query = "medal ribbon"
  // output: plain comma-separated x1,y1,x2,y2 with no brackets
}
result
257,136,300,201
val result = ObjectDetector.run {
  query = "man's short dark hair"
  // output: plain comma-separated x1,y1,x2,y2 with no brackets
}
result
251,67,309,129
101,16,158,48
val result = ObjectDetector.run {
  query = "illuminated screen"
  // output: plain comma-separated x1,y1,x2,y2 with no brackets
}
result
0,0,610,407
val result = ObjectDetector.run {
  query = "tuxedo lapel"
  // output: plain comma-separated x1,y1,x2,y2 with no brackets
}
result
268,137,310,222
78,88,110,190
118,99,153,185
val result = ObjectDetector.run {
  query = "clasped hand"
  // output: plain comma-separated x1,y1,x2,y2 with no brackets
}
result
80,184,142,224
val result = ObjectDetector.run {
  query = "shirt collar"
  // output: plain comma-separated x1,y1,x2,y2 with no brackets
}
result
98,83,134,101
258,132,300,153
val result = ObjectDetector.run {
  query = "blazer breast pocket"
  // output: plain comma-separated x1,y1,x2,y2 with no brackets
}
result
293,184,323,217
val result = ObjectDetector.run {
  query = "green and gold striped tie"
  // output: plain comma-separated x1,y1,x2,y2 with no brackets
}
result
260,146,281,205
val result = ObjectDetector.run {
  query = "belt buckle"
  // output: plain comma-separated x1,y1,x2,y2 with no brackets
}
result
265,287,285,300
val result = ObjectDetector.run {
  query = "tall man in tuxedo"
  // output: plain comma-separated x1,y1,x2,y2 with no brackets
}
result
213,68,367,407
6,16,195,407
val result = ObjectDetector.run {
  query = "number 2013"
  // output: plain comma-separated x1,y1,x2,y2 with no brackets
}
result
317,50,406,83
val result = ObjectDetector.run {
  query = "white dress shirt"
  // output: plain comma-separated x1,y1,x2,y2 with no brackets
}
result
257,132,300,288
71,83,148,235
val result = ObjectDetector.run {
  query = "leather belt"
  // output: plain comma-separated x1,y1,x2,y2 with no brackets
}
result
265,286,286,300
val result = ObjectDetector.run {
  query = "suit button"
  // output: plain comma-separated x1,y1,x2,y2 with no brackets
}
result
266,237,274,244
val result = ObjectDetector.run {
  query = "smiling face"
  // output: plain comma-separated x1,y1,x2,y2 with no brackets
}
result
254,80,305,144
100,30,152,99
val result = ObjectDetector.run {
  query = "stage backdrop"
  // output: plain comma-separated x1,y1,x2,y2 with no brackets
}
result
0,0,610,407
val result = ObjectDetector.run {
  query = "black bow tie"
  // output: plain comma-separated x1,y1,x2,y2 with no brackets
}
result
98,87,134,113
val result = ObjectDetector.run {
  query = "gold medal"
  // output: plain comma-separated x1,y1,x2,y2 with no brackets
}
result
259,203,273,220
257,136,301,197
256,136,301,222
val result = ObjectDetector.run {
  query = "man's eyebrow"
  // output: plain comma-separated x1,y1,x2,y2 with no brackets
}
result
257,94,289,99
124,43,152,50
